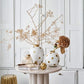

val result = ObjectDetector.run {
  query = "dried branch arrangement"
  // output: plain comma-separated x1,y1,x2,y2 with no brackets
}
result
15,4,63,45
0,4,63,49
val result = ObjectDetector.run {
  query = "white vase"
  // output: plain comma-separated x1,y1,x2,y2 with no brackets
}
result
30,44,44,65
45,50,60,66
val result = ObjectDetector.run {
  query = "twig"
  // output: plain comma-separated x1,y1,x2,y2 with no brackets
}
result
28,4,37,13
25,39,34,45
46,15,62,32
27,11,37,30
37,15,48,30
33,8,38,18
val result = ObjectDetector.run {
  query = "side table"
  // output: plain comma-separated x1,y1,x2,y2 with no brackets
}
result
15,65,62,84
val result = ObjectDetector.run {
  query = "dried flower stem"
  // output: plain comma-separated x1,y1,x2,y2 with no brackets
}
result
39,14,61,41
45,15,62,33
25,39,34,45
28,4,37,13
37,15,48,30
33,8,38,18
27,11,37,30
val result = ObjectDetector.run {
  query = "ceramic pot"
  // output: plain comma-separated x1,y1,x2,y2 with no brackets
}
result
22,54,33,64
45,50,60,66
30,44,44,65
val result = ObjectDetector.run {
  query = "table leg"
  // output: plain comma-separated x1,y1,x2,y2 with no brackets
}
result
32,74,37,84
37,74,44,84
29,74,49,84
29,74,32,84
44,74,49,84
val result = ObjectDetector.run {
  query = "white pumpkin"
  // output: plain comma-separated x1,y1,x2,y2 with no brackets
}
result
30,44,44,64
45,51,60,66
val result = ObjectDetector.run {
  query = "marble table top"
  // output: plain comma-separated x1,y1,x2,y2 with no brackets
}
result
15,65,62,74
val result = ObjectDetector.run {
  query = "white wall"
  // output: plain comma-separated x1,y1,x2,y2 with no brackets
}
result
65,0,83,68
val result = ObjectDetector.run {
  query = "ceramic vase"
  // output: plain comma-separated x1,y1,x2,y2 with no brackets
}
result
45,50,60,66
30,44,44,65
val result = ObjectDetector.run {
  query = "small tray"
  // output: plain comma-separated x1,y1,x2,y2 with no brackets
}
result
17,63,40,70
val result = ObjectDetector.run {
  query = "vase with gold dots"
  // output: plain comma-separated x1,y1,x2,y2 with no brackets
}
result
45,50,60,66
30,44,44,65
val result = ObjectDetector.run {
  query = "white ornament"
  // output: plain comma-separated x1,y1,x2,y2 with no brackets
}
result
45,51,60,66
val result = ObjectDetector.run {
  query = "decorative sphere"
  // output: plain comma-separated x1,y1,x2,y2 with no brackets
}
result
40,63,47,70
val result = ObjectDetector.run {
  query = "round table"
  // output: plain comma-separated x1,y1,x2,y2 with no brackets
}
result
15,65,62,84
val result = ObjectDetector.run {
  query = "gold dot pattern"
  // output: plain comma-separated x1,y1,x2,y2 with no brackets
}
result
34,61,37,64
33,51,36,53
51,57,54,59
27,54,30,56
39,57,41,59
45,53,60,66
56,55,58,57
54,64,56,66
48,61,50,63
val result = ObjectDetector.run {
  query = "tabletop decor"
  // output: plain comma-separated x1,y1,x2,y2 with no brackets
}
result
0,4,64,67
40,63,47,70
20,35,70,69
14,4,63,66
0,4,63,67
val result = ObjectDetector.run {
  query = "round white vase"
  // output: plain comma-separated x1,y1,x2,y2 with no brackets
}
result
30,44,44,65
45,50,60,66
